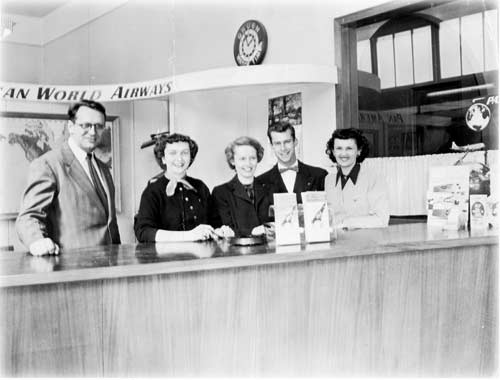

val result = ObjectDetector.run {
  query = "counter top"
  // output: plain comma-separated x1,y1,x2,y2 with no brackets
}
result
1,223,497,287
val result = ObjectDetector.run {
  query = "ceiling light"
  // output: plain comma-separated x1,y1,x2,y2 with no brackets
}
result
427,84,494,97
1,16,15,39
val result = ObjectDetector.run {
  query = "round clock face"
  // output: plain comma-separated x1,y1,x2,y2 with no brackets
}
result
234,20,268,66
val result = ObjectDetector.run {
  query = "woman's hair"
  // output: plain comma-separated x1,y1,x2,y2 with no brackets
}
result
153,133,199,170
224,136,264,170
325,128,370,164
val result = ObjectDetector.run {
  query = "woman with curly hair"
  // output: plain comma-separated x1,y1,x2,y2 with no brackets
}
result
325,128,389,229
212,136,274,237
134,133,221,242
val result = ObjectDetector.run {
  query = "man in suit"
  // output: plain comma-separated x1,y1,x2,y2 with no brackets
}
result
258,121,328,203
16,100,121,255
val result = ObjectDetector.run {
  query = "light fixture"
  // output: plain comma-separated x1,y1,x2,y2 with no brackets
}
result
1,16,15,39
427,83,494,97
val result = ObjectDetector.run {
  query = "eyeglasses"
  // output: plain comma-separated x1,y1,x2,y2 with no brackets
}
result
76,123,105,131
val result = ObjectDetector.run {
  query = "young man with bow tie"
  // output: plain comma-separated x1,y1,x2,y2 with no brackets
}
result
258,121,327,203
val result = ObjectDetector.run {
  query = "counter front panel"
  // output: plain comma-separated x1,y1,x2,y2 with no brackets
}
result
0,224,497,376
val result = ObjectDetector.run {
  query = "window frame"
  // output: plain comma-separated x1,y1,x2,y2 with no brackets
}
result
334,0,455,131
335,0,498,133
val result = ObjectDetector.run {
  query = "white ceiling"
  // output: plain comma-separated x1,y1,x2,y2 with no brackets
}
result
1,0,69,18
1,0,128,46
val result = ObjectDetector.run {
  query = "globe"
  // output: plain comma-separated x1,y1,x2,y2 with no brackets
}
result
465,103,491,132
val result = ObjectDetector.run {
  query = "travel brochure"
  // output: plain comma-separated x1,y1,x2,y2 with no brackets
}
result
470,194,488,230
487,166,498,229
273,193,301,246
427,166,469,229
302,191,331,243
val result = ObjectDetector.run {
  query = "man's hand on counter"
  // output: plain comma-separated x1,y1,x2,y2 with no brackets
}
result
29,238,60,256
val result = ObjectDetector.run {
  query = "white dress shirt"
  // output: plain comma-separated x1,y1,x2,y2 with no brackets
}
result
278,160,298,193
68,137,110,198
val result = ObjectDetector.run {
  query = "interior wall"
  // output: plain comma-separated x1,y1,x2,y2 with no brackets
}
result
0,0,386,249
0,43,42,83
170,88,249,189
170,82,336,191
171,0,336,74
169,0,339,190
245,83,336,175
42,1,175,85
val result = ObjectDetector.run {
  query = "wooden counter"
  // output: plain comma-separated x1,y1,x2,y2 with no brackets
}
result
0,224,497,376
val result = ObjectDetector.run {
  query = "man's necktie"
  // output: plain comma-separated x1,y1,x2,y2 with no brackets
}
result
86,153,109,216
279,165,299,174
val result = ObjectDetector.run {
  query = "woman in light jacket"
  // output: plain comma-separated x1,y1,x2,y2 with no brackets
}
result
325,128,389,229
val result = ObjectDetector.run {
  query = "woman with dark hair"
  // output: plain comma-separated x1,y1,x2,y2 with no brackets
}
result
325,128,389,229
134,133,220,242
212,136,273,237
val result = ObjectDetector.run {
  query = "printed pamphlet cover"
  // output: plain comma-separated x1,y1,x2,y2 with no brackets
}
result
274,193,300,245
456,152,490,195
302,191,330,243
470,194,488,230
427,191,455,226
427,166,469,229
487,167,498,228
486,196,498,228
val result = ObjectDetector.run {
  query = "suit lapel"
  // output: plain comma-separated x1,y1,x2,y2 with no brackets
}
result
96,159,115,214
254,178,268,206
61,142,105,211
293,161,311,193
229,176,253,204
271,164,288,193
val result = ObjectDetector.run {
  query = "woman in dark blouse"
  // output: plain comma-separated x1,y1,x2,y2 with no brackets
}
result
212,136,273,237
134,133,220,242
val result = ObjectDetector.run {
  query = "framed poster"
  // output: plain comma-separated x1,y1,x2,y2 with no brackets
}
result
268,92,303,160
0,112,121,217
268,92,302,126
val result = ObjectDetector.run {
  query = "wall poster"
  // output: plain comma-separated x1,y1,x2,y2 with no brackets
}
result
0,112,121,217
268,92,303,160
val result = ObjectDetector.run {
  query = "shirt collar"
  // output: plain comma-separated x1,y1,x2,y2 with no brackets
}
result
235,176,254,188
277,160,298,171
68,137,90,162
335,163,360,186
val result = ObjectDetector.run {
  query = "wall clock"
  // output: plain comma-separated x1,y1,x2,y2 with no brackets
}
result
234,20,268,66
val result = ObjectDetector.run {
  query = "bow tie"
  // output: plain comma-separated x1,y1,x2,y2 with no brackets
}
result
165,177,196,196
279,165,298,174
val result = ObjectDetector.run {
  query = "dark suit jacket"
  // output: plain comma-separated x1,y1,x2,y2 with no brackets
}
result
212,176,273,236
257,161,328,203
16,142,121,250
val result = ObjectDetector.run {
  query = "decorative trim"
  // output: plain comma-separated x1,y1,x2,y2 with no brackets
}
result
0,64,337,103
